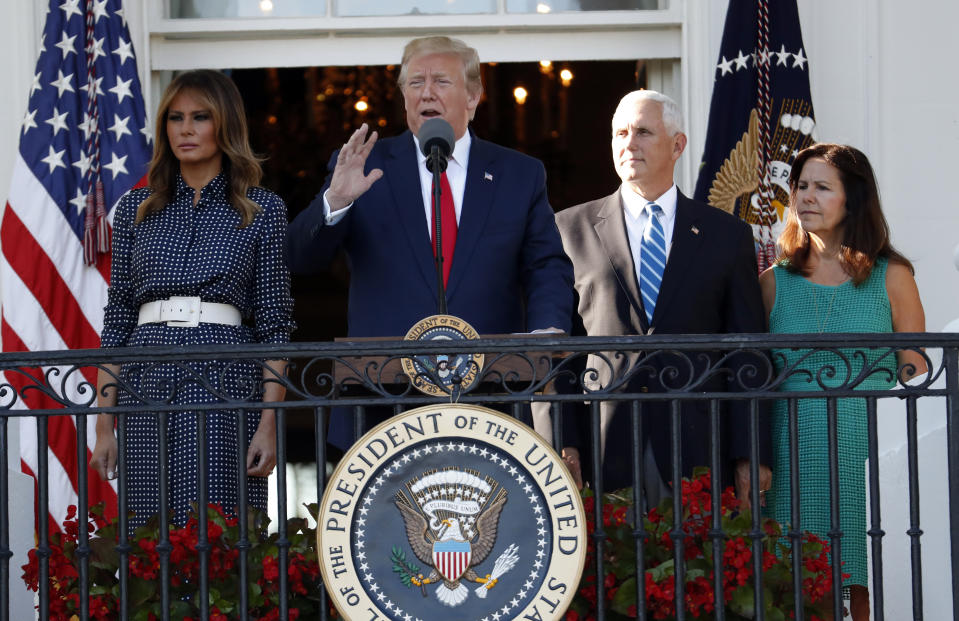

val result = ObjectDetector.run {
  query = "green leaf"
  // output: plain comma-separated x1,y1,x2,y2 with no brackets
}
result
647,558,674,582
729,584,756,617
764,603,786,621
132,608,155,621
303,502,320,520
169,600,193,618
129,578,157,607
610,576,637,616
89,584,114,596
691,465,711,479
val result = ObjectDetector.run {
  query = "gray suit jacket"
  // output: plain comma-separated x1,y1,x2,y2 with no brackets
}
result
555,189,770,490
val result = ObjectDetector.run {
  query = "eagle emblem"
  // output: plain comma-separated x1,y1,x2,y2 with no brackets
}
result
394,467,519,607
707,103,814,243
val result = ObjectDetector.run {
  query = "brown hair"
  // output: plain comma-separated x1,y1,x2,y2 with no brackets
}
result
137,70,263,227
778,143,912,284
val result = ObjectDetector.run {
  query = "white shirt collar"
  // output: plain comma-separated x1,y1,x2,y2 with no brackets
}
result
620,183,678,221
413,131,472,173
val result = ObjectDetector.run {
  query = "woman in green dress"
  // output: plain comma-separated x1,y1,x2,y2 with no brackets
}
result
759,143,926,620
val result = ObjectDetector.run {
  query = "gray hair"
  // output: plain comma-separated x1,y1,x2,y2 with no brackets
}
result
397,36,483,98
612,89,684,136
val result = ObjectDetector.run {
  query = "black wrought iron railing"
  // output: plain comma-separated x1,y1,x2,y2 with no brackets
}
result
0,333,957,620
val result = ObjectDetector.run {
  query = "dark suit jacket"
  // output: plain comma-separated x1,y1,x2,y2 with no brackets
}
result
555,189,770,491
287,130,574,338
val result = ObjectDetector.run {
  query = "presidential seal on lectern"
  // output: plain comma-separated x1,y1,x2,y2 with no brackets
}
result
319,404,587,620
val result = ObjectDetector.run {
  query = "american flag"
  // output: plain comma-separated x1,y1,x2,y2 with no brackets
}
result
1,0,151,533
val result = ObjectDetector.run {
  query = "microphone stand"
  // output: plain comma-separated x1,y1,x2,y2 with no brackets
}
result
428,144,449,315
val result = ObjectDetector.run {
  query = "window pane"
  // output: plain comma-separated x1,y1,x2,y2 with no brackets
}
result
168,0,498,18
335,0,496,17
170,0,328,18
506,0,662,12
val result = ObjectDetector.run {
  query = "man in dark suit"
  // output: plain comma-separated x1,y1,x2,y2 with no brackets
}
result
287,36,573,445
556,90,770,506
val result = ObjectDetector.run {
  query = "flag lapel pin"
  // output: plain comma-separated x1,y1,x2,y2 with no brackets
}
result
691,226,700,235
484,172,493,181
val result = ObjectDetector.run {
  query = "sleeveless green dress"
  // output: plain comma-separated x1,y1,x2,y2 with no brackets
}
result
764,257,895,587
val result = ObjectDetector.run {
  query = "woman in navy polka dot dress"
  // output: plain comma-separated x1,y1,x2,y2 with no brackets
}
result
90,70,295,528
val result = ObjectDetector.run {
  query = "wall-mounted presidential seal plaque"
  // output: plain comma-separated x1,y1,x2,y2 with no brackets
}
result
402,315,484,396
319,404,586,621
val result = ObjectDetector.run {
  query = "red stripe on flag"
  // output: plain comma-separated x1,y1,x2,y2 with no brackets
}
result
95,224,111,285
0,207,101,350
2,318,117,519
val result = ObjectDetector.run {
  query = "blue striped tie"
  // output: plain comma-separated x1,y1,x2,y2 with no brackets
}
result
639,202,666,324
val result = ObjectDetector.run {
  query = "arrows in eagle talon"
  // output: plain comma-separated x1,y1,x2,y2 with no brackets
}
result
474,544,519,598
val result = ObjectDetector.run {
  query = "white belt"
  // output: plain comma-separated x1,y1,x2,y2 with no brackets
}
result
137,296,242,328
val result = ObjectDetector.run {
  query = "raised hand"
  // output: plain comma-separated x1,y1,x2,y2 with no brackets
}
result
326,123,384,211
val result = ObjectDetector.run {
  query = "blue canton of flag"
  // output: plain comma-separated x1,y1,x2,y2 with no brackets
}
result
21,0,152,258
692,0,816,272
2,0,152,532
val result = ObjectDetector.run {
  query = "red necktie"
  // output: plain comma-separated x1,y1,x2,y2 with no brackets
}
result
430,171,457,286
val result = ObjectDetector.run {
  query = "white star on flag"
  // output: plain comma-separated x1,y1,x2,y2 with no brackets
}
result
109,76,133,102
108,114,132,141
40,145,67,173
72,152,92,178
792,47,808,69
91,0,110,22
775,44,791,66
733,50,750,70
87,36,107,62
113,37,134,65
59,0,81,19
69,189,87,214
78,112,95,139
758,47,771,66
86,75,105,97
21,109,38,135
45,107,70,136
50,69,75,97
717,55,734,76
55,32,77,59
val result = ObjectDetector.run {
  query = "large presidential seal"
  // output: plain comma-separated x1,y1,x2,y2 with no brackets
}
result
319,404,586,621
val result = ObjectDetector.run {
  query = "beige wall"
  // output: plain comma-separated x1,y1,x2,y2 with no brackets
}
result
797,0,959,331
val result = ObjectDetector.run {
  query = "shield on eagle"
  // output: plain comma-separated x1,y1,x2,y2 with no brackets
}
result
432,539,472,582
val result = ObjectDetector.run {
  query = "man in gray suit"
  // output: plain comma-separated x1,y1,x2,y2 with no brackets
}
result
556,90,771,506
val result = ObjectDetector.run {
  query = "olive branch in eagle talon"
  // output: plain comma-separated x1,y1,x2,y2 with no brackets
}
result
393,468,518,608
391,546,428,596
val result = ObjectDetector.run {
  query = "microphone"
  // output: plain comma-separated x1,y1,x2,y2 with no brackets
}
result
418,118,455,173
418,117,455,315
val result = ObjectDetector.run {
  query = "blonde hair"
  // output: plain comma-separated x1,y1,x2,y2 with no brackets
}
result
137,70,263,227
397,36,483,99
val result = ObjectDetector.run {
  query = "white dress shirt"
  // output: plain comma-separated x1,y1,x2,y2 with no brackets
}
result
620,183,678,279
322,132,472,238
